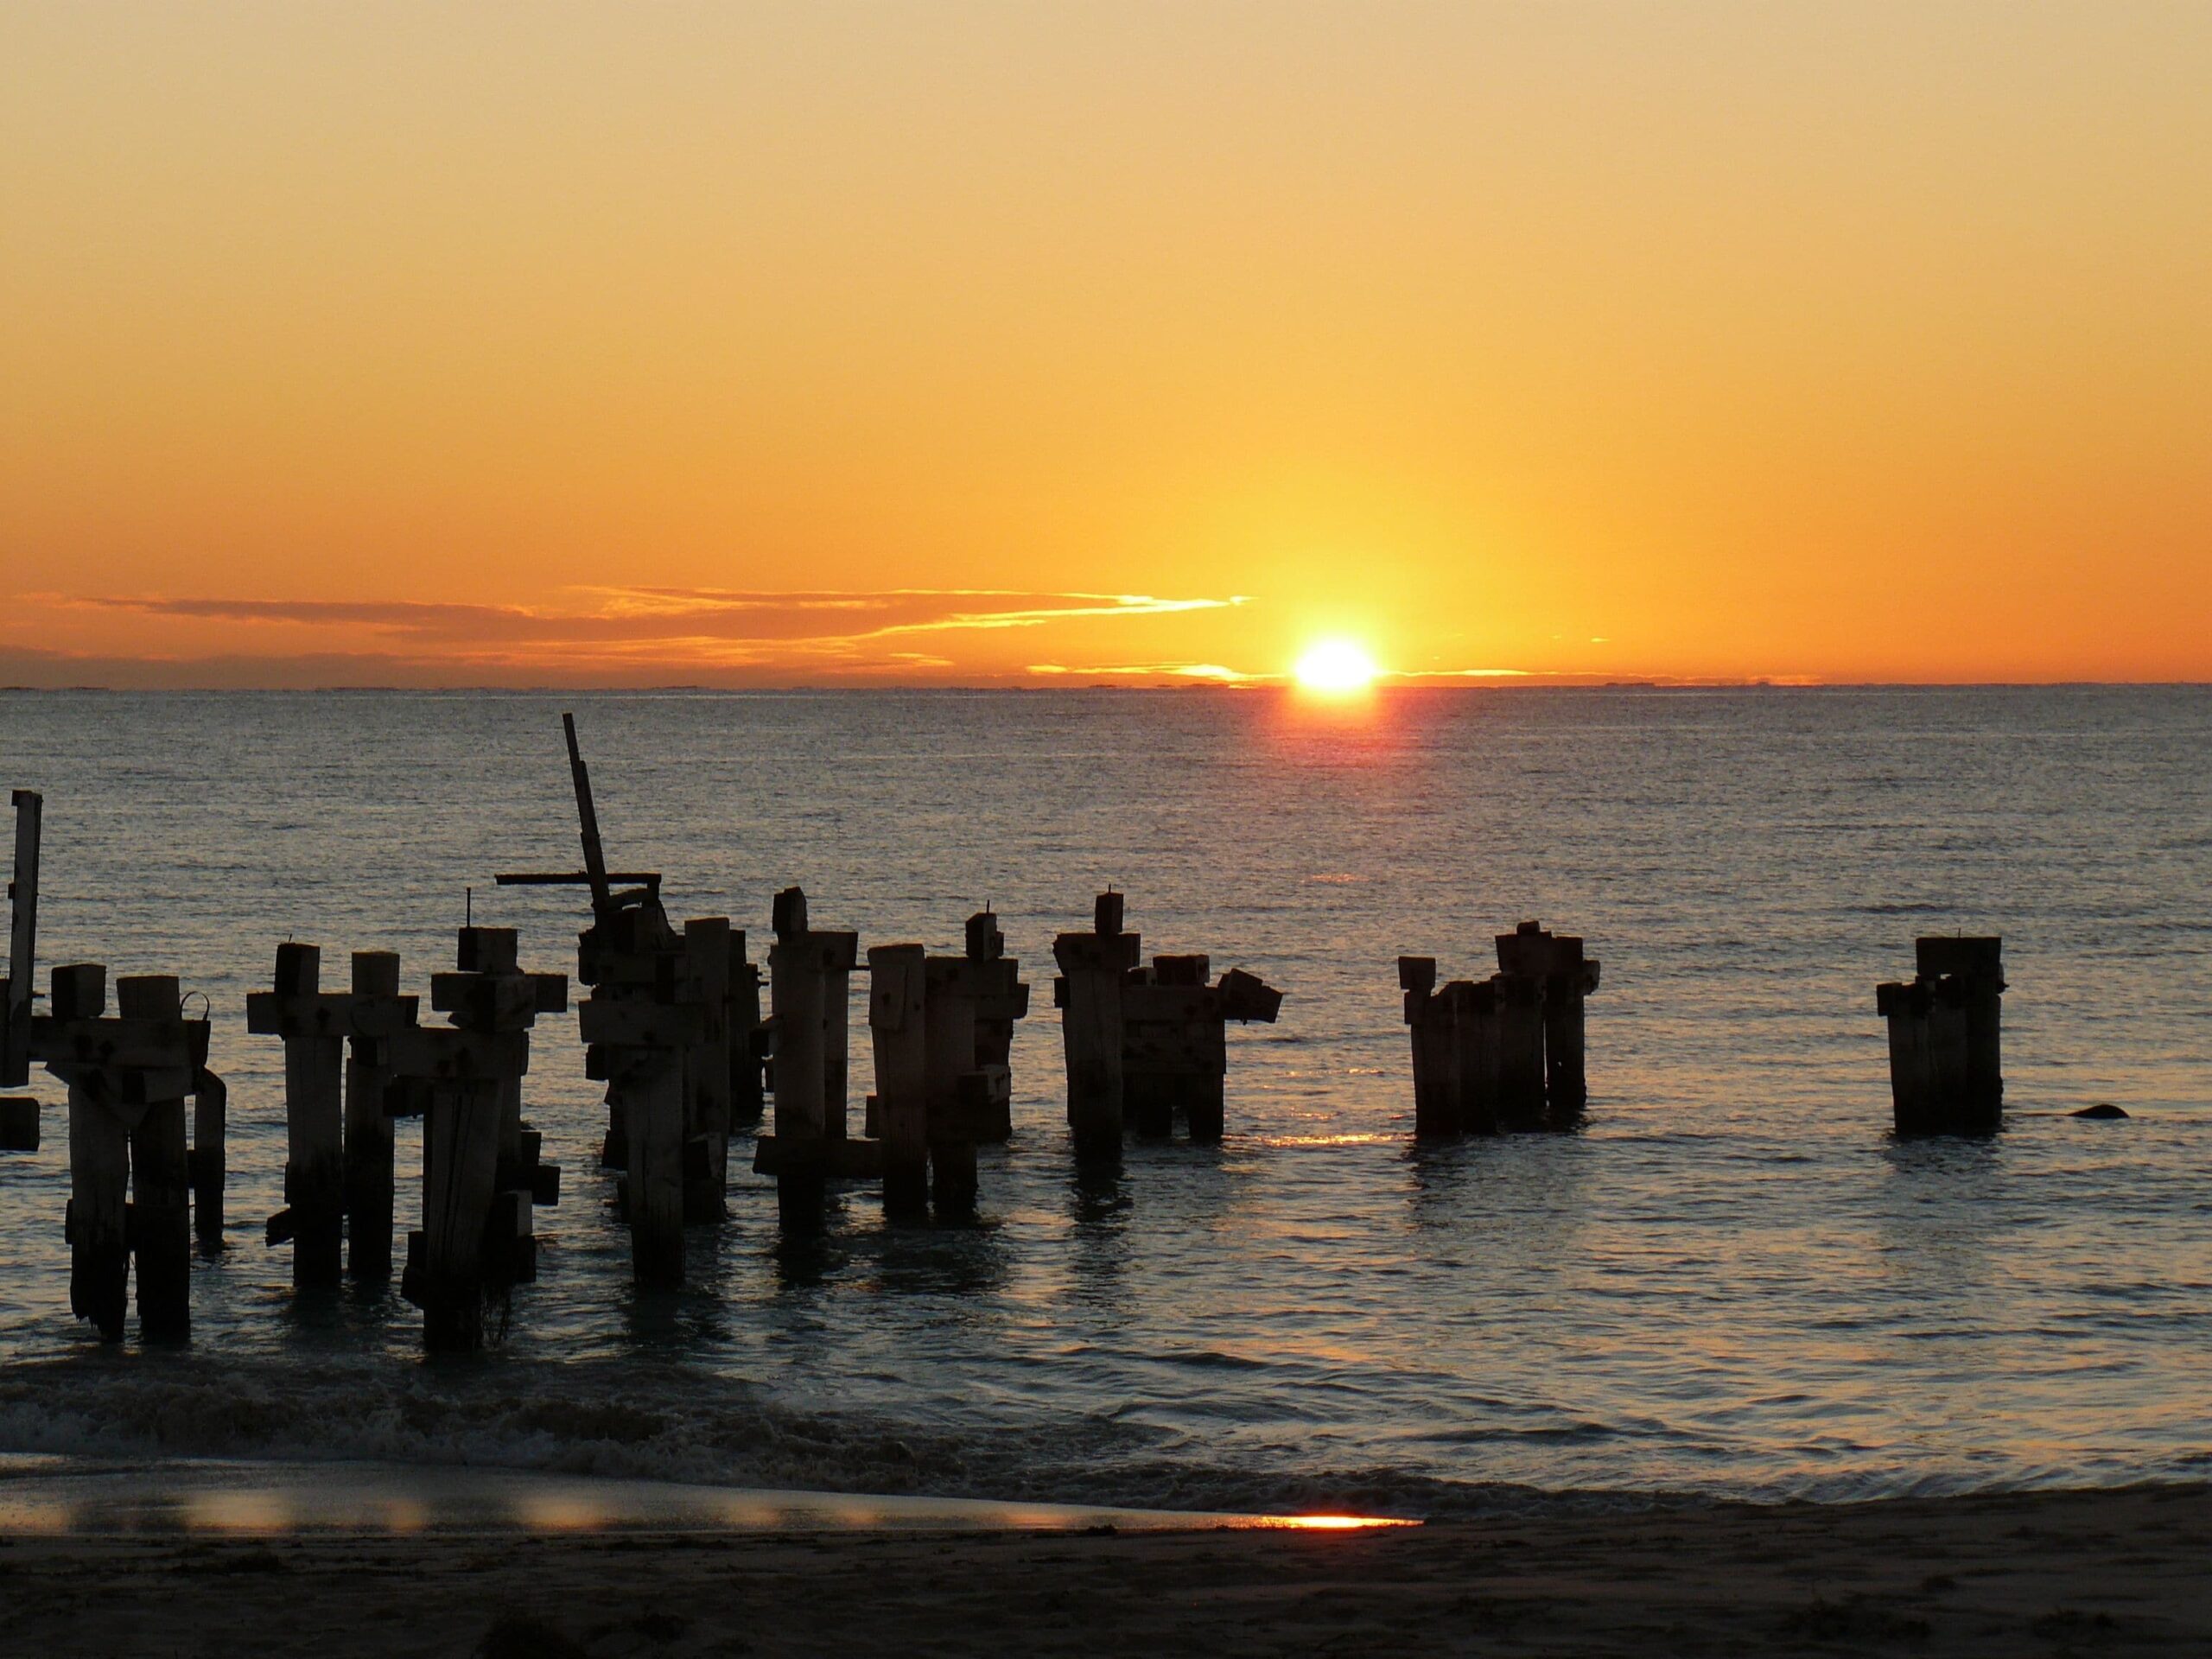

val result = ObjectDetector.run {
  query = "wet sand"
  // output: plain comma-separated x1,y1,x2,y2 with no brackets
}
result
1,1484,2205,1656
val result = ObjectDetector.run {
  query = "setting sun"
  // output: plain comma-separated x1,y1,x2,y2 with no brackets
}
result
1294,640,1381,693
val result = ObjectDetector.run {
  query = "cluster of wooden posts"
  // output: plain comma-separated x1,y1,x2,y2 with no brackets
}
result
1,729,2024,1351
1052,893,1285,1157
1399,921,1598,1136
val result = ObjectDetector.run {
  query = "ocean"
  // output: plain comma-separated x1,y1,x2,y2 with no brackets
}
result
0,686,2206,1518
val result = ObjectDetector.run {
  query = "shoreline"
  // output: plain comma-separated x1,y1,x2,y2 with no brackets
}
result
0,1483,2202,1655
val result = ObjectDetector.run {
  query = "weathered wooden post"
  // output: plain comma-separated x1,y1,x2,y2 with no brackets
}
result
963,909,1030,1141
1442,977,1502,1135
1920,937,2003,1127
391,1024,514,1351
33,961,213,1342
1492,925,1551,1129
1399,957,1454,1138
924,952,983,1214
1053,893,1139,1161
340,950,418,1280
821,928,857,1141
247,943,347,1286
578,914,701,1285
763,887,828,1228
683,918,734,1221
1,789,41,1096
114,974,191,1340
1536,934,1599,1115
753,888,880,1230
1878,937,2004,1136
728,931,766,1126
54,965,127,1338
0,789,38,1154
868,944,930,1218
435,927,565,1286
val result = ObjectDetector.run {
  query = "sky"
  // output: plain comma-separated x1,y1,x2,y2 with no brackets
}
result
3,2,2208,688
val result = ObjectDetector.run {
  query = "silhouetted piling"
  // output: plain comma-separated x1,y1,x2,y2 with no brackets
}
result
1878,937,2004,1135
191,1065,226,1247
247,943,347,1285
33,959,213,1342
963,909,1030,1141
1053,893,1138,1162
434,927,565,1289
765,887,828,1229
340,950,417,1280
1,789,41,1095
868,943,930,1217
115,975,191,1340
682,918,733,1220
1400,957,1452,1137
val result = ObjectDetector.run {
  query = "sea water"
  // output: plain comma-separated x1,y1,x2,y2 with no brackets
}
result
0,686,2205,1516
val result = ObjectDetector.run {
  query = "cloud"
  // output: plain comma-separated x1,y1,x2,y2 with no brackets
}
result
71,588,1242,646
3,586,1248,688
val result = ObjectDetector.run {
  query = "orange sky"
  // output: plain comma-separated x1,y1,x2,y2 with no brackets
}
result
3,3,2208,687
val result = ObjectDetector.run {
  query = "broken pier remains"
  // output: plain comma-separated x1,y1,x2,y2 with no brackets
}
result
1877,937,2005,1136
1401,921,1599,1137
1052,893,1284,1156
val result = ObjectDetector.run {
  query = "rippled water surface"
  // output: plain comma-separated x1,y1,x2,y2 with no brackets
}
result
1,687,2207,1512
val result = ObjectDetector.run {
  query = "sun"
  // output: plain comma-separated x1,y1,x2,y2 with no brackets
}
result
1293,639,1381,693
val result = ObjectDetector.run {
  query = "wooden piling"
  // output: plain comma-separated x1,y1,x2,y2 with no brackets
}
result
418,1077,504,1351
1052,894,1137,1162
342,950,413,1280
924,955,982,1216
1878,938,2005,1136
1917,937,2004,1130
116,975,190,1342
820,931,857,1141
65,1069,130,1341
683,918,733,1221
247,943,346,1287
0,1096,36,1153
1400,957,1453,1138
963,910,1030,1141
2,789,41,1090
727,931,766,1125
624,1050,686,1282
434,931,565,1285
1493,972,1548,1128
868,944,929,1218
767,888,827,1228
1444,978,1502,1135
191,1065,226,1247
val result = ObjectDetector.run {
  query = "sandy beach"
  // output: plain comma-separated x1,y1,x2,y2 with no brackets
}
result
2,1483,2204,1656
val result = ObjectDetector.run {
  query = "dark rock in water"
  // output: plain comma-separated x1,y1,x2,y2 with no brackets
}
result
2070,1103,2128,1120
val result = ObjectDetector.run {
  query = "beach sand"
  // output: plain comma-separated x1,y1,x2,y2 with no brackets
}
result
0,1483,2204,1656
